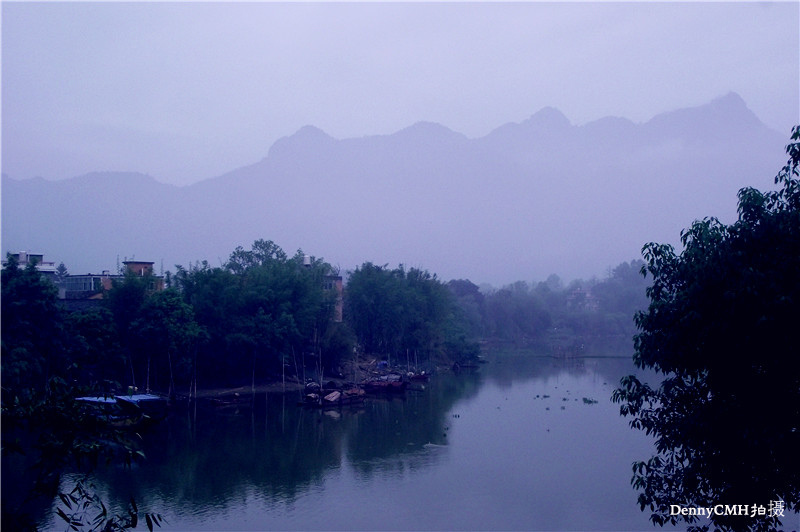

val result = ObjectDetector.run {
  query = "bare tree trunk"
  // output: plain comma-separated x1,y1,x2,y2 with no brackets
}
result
129,353,137,390
292,345,300,385
251,350,256,396
167,349,176,399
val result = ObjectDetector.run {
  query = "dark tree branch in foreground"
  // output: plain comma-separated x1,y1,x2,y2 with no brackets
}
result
613,126,800,531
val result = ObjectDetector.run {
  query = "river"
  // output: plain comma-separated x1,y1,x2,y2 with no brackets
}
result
38,351,673,531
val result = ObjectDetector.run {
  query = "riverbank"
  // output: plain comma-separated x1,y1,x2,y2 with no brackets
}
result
190,359,439,400
191,379,305,399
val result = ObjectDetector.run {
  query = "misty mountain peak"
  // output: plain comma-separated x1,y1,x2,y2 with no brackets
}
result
646,90,762,136
710,91,747,111
294,124,332,139
267,125,336,159
483,105,572,144
3,94,784,285
400,121,455,134
524,106,571,130
391,121,466,143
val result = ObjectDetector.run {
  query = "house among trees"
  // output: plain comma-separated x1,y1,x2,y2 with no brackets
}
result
117,261,164,292
58,261,164,311
302,253,343,322
62,261,164,299
0,253,165,310
2,251,57,279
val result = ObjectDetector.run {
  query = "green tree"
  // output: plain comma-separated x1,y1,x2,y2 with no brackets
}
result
173,242,339,386
447,279,486,337
173,262,239,384
63,307,125,387
131,289,206,395
612,127,800,531
226,246,334,378
1,257,162,531
225,239,287,274
105,270,152,344
1,254,68,401
589,260,650,339
55,261,69,286
402,267,450,358
104,269,157,389
482,281,551,345
346,263,475,365
345,263,405,358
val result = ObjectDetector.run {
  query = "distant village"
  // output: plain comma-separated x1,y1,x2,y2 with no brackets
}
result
5,250,606,310
4,251,165,309
3,250,346,320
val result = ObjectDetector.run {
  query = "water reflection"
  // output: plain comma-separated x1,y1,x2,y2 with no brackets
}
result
35,352,677,531
39,370,479,526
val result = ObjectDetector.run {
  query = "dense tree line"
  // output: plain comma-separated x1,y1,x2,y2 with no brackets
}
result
2,235,654,408
1,241,340,397
3,243,652,404
170,240,344,389
1,242,484,528
108,239,354,391
2,255,79,402
345,263,479,367
446,260,650,350
2,240,347,527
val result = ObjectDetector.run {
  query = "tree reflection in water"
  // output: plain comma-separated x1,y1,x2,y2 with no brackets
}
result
55,369,480,524
38,350,676,531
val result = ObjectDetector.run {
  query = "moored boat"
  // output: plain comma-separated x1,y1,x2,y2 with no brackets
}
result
115,393,169,422
75,396,144,429
303,387,366,408
364,379,407,394
76,393,169,429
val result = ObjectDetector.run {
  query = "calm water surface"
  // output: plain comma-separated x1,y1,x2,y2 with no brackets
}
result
41,353,673,531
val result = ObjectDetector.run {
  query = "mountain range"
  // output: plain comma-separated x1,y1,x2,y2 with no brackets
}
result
1,92,789,285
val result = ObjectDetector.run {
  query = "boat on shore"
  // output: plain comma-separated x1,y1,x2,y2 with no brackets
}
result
76,393,168,429
303,387,366,409
116,393,169,422
364,373,408,394
76,396,143,429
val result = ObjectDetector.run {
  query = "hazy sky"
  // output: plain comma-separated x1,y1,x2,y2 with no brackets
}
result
2,1,799,187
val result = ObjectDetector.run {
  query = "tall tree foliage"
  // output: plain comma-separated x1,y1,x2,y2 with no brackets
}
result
105,269,154,372
131,289,206,395
1,255,68,401
447,279,486,337
63,307,125,388
483,281,551,344
346,263,473,364
613,127,800,531
173,240,341,385
1,257,161,531
345,263,405,357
